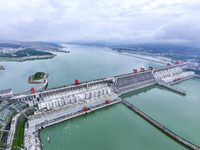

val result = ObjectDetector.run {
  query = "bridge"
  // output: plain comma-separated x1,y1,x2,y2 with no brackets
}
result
156,82,187,95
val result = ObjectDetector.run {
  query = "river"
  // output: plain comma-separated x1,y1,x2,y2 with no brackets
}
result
0,44,162,93
1,44,198,149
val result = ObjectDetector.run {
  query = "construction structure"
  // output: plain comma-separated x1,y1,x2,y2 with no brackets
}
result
2,62,198,150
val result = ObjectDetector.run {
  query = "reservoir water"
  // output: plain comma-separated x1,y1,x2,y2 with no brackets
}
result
0,44,162,93
40,77,200,150
121,78,200,147
40,103,188,150
1,44,198,149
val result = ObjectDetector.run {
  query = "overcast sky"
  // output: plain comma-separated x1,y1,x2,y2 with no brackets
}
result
0,0,200,46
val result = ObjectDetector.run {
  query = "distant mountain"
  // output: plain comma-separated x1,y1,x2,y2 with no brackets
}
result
0,43,21,48
0,48,54,58
34,42,62,48
111,43,200,56
0,41,63,48
136,43,200,55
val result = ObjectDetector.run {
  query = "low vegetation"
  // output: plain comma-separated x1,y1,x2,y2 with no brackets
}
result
0,43,21,48
0,53,12,57
0,110,17,149
11,109,34,149
112,43,200,61
0,48,54,58
11,119,26,149
15,48,54,57
136,43,200,55
0,133,2,148
33,72,45,80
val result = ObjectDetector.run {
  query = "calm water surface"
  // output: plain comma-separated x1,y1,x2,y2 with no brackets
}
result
122,78,200,147
40,103,188,150
0,44,162,93
40,78,199,150
1,44,197,149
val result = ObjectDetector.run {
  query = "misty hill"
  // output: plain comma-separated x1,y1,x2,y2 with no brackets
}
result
15,48,54,57
112,43,200,56
0,43,21,48
0,48,54,58
136,43,200,55
0,41,62,49
36,42,62,48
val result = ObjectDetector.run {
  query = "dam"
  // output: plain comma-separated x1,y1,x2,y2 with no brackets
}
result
8,62,197,150
12,63,191,107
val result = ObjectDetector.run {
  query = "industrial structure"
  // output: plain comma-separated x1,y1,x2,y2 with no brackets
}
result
11,63,194,113
1,62,199,150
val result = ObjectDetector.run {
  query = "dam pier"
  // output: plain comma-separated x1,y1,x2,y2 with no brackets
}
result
156,82,187,95
122,98,200,150
7,63,198,150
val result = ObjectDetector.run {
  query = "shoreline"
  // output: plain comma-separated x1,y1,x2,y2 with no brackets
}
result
102,49,166,64
156,56,173,62
0,54,56,62
28,73,49,84
110,49,174,63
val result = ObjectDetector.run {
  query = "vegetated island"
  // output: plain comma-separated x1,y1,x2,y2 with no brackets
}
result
43,47,70,53
28,72,49,84
0,47,56,62
0,66,5,70
0,42,70,62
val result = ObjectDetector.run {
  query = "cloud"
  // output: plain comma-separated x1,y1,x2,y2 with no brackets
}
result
154,14,200,41
0,0,199,46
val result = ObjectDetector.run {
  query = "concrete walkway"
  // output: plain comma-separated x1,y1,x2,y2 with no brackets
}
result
6,113,20,150
6,108,30,150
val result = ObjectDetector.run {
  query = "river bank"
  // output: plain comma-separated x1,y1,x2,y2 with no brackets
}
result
102,49,166,64
0,55,56,62
28,73,49,84
110,49,174,63
156,56,173,62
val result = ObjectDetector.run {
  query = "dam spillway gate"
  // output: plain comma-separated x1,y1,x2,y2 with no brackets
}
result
8,63,199,150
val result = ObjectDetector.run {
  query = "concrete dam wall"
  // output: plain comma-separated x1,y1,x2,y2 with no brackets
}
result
9,63,198,150
188,60,200,70
114,72,155,94
153,65,194,84
11,63,193,110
